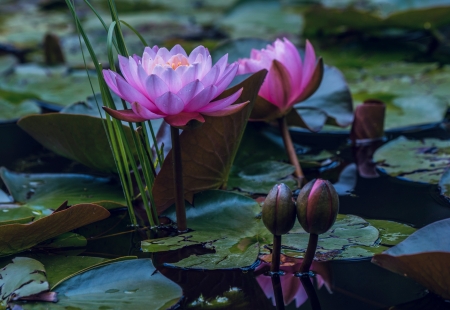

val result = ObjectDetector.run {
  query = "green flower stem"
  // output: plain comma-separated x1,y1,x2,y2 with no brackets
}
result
271,273,285,310
299,276,322,310
277,116,304,186
299,233,318,274
271,234,282,273
170,126,187,232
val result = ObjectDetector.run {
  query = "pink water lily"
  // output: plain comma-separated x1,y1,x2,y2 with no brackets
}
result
102,45,247,127
238,38,323,120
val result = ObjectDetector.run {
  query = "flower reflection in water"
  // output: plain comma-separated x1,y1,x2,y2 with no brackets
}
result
256,255,332,308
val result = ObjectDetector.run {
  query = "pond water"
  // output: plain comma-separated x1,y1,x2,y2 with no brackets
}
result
4,122,445,309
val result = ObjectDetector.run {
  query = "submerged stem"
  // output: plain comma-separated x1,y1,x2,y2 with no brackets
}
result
299,233,318,274
278,116,304,186
299,276,322,310
170,126,187,232
271,274,285,310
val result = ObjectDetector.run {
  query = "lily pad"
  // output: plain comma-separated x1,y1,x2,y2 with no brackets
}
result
143,190,266,269
0,168,126,217
277,214,402,260
218,1,302,43
18,113,138,173
227,161,296,193
372,218,450,299
0,66,99,109
0,257,49,304
0,206,35,226
13,259,182,310
374,136,450,184
143,190,414,269
438,168,450,201
0,99,41,122
0,203,110,257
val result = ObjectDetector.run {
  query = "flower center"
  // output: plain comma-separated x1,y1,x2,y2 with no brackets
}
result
166,54,190,70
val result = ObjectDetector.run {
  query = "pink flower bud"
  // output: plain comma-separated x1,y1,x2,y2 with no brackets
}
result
262,183,296,236
296,179,339,234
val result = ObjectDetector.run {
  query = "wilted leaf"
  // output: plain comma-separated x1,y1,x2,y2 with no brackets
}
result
152,70,267,213
374,136,450,183
17,114,138,173
372,218,450,299
0,168,126,217
13,259,182,310
0,257,49,303
0,203,109,257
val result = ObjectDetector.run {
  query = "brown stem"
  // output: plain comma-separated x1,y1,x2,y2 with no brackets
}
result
271,234,282,273
170,126,187,232
278,116,304,186
300,276,322,310
299,233,318,274
271,274,285,310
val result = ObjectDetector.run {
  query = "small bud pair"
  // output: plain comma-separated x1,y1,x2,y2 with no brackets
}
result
262,179,339,236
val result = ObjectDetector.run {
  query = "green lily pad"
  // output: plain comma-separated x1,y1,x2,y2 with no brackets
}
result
374,136,450,184
13,259,182,310
365,219,417,246
0,99,41,122
0,168,126,217
227,161,296,193
34,233,87,250
142,190,266,269
20,255,137,290
0,66,99,109
0,55,16,75
143,190,414,269
0,257,49,304
0,206,35,226
218,1,302,43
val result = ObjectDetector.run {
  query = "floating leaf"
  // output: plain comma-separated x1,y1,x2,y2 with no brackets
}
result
438,168,450,201
0,99,40,122
0,168,126,217
0,206,35,226
227,160,296,193
0,66,99,109
0,203,109,257
13,259,182,310
152,70,267,213
0,257,49,303
143,190,413,269
374,136,450,184
34,233,87,250
18,113,138,173
218,1,302,42
143,190,265,269
372,218,450,299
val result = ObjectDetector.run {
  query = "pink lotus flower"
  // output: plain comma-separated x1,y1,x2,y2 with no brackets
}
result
102,45,247,127
238,38,323,120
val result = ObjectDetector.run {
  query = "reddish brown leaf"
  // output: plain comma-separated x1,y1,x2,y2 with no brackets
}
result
350,99,386,142
152,70,268,213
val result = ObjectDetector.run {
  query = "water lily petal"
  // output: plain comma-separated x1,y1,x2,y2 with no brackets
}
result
119,56,140,90
102,70,119,94
263,60,291,110
202,101,248,116
102,107,148,122
185,85,217,112
116,75,155,110
155,92,184,115
189,46,208,64
215,63,239,95
301,40,316,91
201,64,220,88
160,68,183,93
214,53,228,76
155,47,171,61
199,88,243,113
177,80,204,104
131,102,164,120
170,44,188,57
165,112,205,127
145,75,169,103
181,63,201,85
